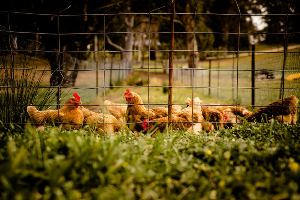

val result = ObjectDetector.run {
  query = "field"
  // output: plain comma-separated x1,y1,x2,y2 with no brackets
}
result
56,46,300,111
2,45,298,108
171,48,300,106
0,123,300,199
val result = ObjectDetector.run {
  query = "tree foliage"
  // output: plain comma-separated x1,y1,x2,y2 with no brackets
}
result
255,0,300,44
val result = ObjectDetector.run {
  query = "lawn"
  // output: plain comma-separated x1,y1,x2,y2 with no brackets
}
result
171,48,300,106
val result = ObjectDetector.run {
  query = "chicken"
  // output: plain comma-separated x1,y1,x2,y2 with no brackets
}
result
201,105,225,130
215,105,252,128
81,106,124,134
143,97,214,134
27,92,84,130
246,95,298,124
104,100,127,122
179,97,204,125
183,97,214,132
192,99,253,129
26,106,63,127
124,89,181,131
124,89,154,117
124,89,154,131
142,115,191,133
185,97,253,129
59,92,84,129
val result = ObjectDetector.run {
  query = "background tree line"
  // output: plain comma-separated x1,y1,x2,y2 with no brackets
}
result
0,0,299,85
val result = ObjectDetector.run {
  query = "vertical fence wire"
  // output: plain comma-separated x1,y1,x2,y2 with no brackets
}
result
103,15,107,124
147,12,151,126
233,0,241,115
7,12,15,124
279,13,289,99
57,15,62,111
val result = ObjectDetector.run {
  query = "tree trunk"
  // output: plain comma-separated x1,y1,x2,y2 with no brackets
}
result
137,34,144,63
69,58,79,87
181,4,199,68
122,15,134,71
222,23,229,51
150,19,160,61
187,32,198,68
48,50,64,86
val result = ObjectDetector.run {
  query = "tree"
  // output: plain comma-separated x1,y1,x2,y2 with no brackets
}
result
255,0,300,44
208,0,255,51
181,3,199,68
104,0,164,69
0,0,94,86
176,0,202,68
105,6,135,71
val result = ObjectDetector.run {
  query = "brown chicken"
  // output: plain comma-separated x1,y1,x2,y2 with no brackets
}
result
142,115,191,133
215,105,252,128
81,106,124,134
26,106,63,127
124,89,181,131
59,92,84,129
246,95,298,124
143,97,214,133
185,97,253,129
27,92,84,130
201,105,225,130
104,100,127,123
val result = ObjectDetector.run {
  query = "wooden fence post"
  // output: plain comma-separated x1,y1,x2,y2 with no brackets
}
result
251,44,255,108
168,0,175,124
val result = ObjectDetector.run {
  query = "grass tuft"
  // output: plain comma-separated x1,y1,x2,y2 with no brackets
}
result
0,55,56,132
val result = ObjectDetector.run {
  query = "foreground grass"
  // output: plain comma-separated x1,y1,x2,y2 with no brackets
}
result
0,123,300,199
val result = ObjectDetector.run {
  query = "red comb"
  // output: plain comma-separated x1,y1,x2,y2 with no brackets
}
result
124,88,131,96
142,119,149,130
73,92,81,101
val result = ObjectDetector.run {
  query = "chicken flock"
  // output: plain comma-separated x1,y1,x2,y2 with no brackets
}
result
27,90,299,134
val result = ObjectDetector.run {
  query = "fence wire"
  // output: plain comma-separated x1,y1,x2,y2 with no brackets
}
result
0,7,299,131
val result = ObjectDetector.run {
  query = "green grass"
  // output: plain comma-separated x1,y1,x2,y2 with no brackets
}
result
89,47,300,108
171,48,300,106
0,122,300,199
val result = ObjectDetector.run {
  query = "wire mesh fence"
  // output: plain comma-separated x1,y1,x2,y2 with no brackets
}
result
0,4,300,131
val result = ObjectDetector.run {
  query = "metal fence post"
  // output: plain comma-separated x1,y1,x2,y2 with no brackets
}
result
279,13,289,99
208,59,211,96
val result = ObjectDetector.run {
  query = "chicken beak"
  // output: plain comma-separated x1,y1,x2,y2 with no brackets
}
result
125,95,132,102
125,97,130,102
75,100,81,108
